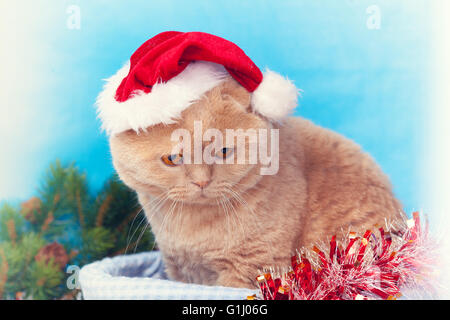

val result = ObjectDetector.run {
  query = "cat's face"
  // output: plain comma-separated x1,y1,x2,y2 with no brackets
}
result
109,78,270,206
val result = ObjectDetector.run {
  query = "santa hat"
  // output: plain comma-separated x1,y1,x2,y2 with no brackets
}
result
96,31,299,135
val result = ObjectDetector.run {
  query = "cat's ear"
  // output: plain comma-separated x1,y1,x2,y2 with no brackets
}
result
219,78,252,112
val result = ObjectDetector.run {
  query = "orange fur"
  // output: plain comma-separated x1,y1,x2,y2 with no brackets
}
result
109,78,405,288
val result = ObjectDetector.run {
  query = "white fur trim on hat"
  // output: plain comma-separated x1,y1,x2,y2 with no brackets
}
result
250,69,300,122
96,61,228,135
96,62,300,135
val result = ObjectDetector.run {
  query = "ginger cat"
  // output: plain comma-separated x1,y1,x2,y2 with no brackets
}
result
109,77,404,289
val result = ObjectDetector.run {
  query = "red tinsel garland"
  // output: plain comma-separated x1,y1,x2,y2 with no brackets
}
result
254,212,436,300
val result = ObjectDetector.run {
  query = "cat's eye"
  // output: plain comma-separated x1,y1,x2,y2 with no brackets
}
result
216,147,234,159
161,154,183,167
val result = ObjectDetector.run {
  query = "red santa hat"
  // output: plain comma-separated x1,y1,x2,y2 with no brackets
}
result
96,31,299,135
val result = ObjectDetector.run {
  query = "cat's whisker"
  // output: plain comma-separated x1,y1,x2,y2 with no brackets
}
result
223,185,245,207
136,194,175,253
145,185,190,254
215,197,227,236
226,186,256,218
159,199,179,256
222,195,235,233
226,185,279,251
125,214,148,254
225,185,274,250
222,190,247,241
133,221,149,253
126,191,169,254
148,198,173,252
157,199,176,236
175,184,189,234
175,196,185,235
145,192,171,221
161,198,180,236
126,207,145,246
218,190,247,250
143,192,174,252
217,194,233,251
126,196,159,247
126,194,163,250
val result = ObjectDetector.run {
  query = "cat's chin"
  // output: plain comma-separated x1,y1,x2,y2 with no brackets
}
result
173,194,223,206
188,197,218,206
167,191,233,206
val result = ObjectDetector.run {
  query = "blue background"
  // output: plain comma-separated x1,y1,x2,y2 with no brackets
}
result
3,0,432,213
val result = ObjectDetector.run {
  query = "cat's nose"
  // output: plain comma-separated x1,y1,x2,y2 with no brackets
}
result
192,180,210,189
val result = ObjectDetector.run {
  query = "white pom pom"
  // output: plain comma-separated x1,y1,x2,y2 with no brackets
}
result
250,69,300,122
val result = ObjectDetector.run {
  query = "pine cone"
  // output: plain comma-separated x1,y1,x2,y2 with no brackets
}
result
35,242,69,270
20,197,41,223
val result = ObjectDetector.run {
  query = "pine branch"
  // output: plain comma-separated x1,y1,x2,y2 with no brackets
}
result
0,247,8,299
117,207,142,232
96,195,112,227
40,211,54,234
5,219,17,246
0,160,156,299
76,190,85,227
